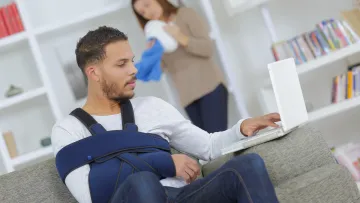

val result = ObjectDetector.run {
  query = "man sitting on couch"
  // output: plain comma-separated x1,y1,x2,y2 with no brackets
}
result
51,26,281,203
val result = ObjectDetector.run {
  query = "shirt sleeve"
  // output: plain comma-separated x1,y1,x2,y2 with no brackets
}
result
181,8,214,58
146,97,246,161
51,126,92,203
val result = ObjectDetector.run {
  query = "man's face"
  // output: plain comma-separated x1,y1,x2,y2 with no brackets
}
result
97,40,137,101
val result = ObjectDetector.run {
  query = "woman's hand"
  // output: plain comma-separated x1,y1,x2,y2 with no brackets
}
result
147,39,156,49
164,24,189,47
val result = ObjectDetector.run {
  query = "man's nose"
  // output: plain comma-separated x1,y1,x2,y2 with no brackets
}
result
130,62,138,76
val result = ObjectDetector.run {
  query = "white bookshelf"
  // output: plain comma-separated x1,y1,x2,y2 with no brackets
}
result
0,32,27,49
0,87,46,110
34,2,125,37
250,0,360,151
308,96,360,122
0,0,131,174
12,146,53,168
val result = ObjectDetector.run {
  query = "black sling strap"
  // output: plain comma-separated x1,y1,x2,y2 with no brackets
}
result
119,100,135,130
70,100,136,135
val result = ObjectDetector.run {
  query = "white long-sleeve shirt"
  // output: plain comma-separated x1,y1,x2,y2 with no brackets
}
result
51,96,246,203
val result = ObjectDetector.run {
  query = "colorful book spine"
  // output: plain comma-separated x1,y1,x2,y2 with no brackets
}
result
315,29,331,54
271,42,289,61
342,20,360,42
317,22,336,51
330,19,348,48
310,31,326,56
304,32,319,58
10,3,24,32
0,3,24,39
347,70,353,99
332,65,360,103
288,39,302,65
294,38,307,63
331,76,338,103
271,18,360,66
0,9,8,38
297,35,315,61
336,20,353,45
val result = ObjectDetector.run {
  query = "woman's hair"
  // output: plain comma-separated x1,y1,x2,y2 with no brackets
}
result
131,0,179,30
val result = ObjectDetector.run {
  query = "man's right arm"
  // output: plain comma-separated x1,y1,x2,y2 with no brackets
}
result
51,126,92,203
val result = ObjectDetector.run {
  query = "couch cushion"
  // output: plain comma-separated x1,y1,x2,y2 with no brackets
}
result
203,124,337,186
0,159,75,203
275,164,360,203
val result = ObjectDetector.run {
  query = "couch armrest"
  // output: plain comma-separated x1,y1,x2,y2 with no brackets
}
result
0,159,76,203
202,124,336,186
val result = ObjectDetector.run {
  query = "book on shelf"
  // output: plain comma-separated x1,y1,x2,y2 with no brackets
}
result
0,2,24,39
271,18,360,65
331,64,360,103
3,131,18,158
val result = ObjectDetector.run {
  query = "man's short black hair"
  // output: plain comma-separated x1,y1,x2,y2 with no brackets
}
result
75,26,128,72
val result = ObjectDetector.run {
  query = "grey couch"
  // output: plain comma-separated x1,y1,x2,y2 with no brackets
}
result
0,124,359,203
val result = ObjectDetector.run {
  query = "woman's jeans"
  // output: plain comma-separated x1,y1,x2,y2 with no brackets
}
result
111,153,279,203
185,83,228,133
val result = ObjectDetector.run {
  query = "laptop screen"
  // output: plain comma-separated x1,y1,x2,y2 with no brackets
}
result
268,58,309,131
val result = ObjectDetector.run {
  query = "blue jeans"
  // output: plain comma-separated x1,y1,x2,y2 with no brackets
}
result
185,84,228,133
110,153,279,203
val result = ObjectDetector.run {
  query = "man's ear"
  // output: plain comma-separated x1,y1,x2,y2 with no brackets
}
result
85,65,100,82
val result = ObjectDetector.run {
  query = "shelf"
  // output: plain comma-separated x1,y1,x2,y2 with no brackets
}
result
224,0,269,16
0,32,28,50
12,146,53,167
264,43,360,87
308,96,360,122
259,86,360,122
34,2,128,36
0,87,47,110
296,43,360,74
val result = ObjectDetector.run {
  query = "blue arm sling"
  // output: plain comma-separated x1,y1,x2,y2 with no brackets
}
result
55,100,176,183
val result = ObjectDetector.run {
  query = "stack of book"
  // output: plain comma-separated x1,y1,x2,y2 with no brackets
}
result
0,2,24,39
271,19,359,65
331,64,360,104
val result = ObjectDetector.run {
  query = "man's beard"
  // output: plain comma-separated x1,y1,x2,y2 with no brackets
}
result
101,79,134,103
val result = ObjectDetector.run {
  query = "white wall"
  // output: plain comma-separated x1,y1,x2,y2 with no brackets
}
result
208,0,355,116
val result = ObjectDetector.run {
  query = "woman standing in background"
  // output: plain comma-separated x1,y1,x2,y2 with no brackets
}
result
132,0,229,133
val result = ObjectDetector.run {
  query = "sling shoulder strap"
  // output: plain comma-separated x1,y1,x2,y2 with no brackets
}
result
119,99,136,130
70,99,137,135
70,108,102,136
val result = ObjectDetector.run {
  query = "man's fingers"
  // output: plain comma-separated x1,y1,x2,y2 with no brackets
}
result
184,167,196,182
187,161,201,175
264,120,279,128
265,113,281,121
181,171,191,183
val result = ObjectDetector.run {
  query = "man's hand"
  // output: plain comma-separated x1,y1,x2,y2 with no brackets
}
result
240,113,281,137
172,154,200,184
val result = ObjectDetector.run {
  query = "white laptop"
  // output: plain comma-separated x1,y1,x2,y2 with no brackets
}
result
221,58,309,155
